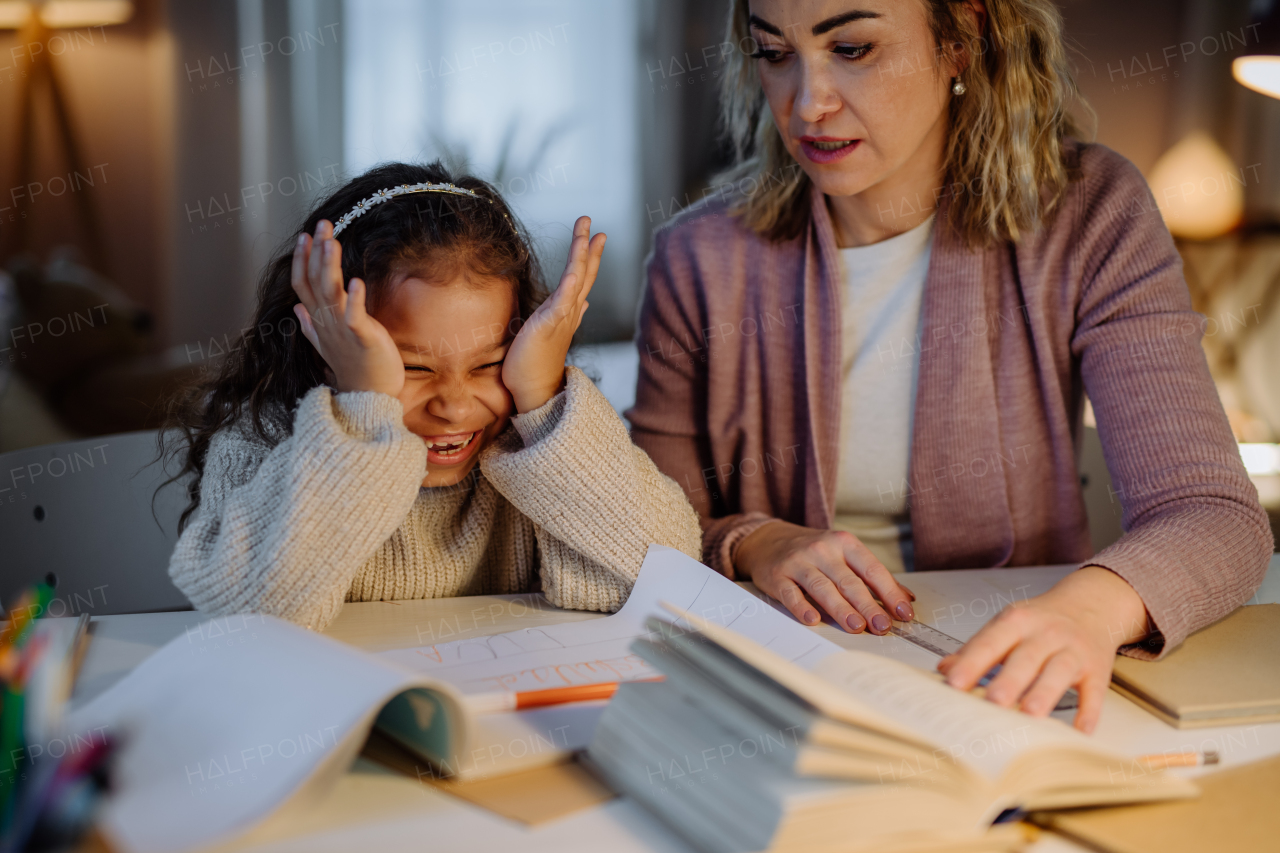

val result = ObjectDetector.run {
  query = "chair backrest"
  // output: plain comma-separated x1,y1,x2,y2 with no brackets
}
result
0,431,192,615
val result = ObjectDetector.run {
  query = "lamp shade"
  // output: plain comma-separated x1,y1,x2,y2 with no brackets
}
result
0,0,133,29
1147,132,1244,240
1234,0,1280,98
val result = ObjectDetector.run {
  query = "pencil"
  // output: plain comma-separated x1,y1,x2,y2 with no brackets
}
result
465,677,664,714
1135,750,1220,769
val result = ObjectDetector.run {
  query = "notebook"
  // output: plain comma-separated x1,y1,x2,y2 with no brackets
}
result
1110,604,1280,728
585,609,1199,853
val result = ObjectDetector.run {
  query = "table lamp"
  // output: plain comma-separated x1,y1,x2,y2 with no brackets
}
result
0,0,134,271
1234,0,1280,99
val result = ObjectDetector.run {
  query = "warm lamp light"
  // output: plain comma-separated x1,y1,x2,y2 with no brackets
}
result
0,0,133,269
0,0,132,29
1147,132,1244,241
1234,0,1280,99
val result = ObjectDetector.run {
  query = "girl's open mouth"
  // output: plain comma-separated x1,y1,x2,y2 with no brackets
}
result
423,430,482,467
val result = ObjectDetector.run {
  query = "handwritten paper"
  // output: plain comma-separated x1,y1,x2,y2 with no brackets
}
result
379,545,840,694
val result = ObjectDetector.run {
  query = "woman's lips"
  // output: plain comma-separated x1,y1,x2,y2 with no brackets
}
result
799,138,860,164
423,430,482,467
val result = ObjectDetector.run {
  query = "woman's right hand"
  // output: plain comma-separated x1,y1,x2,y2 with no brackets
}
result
735,520,916,634
291,220,404,398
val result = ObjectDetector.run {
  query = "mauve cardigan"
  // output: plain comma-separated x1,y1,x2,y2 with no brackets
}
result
628,140,1273,659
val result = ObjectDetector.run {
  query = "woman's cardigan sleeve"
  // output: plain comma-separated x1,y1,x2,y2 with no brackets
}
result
1071,150,1273,658
481,366,704,610
627,228,777,575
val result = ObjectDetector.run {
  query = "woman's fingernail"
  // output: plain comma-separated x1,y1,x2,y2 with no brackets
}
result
895,603,914,621
845,614,865,633
871,614,890,633
297,234,306,246
802,610,818,624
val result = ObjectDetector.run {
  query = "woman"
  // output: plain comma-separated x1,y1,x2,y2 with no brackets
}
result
628,0,1272,732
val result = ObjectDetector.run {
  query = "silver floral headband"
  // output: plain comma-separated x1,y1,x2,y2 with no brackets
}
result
331,181,495,236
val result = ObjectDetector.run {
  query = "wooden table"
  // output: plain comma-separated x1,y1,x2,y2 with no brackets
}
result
71,557,1280,853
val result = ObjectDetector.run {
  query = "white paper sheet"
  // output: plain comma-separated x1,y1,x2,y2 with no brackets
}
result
379,545,841,693
63,614,438,853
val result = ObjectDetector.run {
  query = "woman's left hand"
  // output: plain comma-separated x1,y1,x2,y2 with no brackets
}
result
502,216,606,413
937,566,1151,733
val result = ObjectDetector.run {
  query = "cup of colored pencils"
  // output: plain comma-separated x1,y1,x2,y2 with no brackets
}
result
0,575,113,852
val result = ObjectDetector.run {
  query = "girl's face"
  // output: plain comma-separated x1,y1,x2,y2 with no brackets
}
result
748,0,957,201
374,273,518,488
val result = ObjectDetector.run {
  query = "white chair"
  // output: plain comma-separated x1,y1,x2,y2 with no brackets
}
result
0,431,192,615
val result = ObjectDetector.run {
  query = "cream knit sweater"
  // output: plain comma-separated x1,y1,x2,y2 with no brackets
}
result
169,367,703,631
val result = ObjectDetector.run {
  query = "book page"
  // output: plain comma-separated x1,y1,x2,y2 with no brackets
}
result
379,545,841,694
811,651,1101,782
63,614,460,853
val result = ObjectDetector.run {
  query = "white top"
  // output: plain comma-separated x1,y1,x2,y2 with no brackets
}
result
832,216,934,572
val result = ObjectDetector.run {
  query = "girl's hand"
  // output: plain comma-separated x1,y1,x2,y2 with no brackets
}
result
735,520,917,635
937,566,1151,733
502,216,606,413
291,220,404,398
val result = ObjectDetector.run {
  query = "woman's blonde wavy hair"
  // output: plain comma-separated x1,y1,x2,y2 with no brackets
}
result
717,0,1092,245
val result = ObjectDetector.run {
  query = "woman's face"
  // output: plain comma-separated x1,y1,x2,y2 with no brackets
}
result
748,0,958,201
374,273,517,489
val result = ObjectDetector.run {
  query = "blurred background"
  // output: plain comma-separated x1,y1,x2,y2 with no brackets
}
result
0,0,1277,611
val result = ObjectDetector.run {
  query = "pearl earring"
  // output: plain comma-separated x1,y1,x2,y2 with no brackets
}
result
951,77,966,96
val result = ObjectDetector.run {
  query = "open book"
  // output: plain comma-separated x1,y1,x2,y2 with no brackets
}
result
584,609,1198,853
63,614,607,853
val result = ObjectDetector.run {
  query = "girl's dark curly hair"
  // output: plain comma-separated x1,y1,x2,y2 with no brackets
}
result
162,161,547,530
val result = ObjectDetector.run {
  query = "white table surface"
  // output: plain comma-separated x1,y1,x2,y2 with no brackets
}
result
73,555,1280,853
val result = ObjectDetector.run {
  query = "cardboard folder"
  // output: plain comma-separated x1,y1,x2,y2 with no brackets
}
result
1031,754,1280,853
1110,604,1280,728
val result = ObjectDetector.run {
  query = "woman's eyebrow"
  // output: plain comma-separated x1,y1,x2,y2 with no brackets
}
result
748,10,881,39
747,14,783,36
812,10,881,36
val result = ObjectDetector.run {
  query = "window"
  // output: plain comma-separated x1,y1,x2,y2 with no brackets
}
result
343,0,644,339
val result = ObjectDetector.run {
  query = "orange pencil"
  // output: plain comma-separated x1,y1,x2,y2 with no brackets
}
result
465,677,664,714
1135,750,1220,769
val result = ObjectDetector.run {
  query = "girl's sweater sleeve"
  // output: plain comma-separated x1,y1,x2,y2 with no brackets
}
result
480,366,704,613
168,386,426,631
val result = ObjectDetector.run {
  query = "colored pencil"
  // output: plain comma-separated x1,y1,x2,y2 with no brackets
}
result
1135,750,1220,769
465,677,664,714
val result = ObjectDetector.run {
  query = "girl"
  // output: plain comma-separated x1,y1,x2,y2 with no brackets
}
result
166,161,703,631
